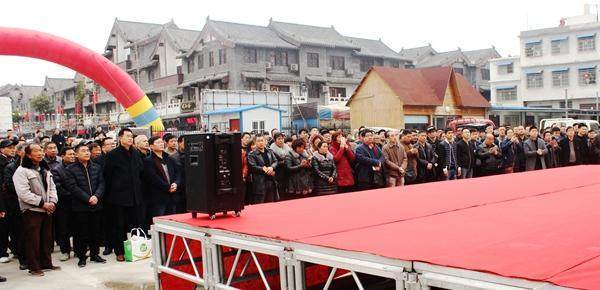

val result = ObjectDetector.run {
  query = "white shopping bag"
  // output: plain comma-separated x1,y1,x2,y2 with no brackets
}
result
124,228,152,262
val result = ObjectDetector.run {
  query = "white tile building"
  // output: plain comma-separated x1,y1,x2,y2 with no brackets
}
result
489,5,600,127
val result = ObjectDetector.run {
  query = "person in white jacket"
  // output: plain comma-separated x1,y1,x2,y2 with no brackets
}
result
12,144,59,277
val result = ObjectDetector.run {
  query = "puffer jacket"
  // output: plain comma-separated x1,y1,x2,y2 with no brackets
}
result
311,152,337,195
65,161,105,212
13,157,58,213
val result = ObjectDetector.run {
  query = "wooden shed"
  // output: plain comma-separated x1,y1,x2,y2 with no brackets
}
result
346,66,490,130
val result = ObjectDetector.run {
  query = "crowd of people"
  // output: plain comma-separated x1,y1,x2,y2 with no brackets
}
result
0,127,185,281
240,123,600,202
0,121,598,282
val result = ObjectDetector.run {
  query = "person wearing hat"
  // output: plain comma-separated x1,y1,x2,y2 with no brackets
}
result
425,126,443,181
0,138,17,264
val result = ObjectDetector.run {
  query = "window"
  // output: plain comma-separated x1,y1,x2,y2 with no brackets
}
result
525,42,543,57
504,115,521,127
526,72,543,88
330,56,345,70
209,51,215,67
187,57,195,73
481,68,490,80
307,52,319,68
551,39,569,55
559,101,573,109
497,63,514,74
391,60,400,68
246,79,261,91
360,58,374,72
243,48,257,63
578,36,596,52
453,67,464,75
552,70,569,87
578,68,597,85
270,50,288,66
197,53,204,69
329,87,346,99
148,68,156,82
252,120,266,133
270,85,290,92
496,87,517,101
219,49,227,65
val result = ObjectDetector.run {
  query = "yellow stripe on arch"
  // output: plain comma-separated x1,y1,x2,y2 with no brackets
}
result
126,96,154,118
148,118,165,131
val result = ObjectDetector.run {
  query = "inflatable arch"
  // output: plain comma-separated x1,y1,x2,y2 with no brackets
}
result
0,27,164,130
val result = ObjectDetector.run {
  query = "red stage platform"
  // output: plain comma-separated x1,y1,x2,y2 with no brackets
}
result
153,165,600,290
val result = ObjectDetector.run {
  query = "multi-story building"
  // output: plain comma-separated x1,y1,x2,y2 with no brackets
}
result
400,45,500,100
489,4,600,126
0,84,43,122
179,18,410,107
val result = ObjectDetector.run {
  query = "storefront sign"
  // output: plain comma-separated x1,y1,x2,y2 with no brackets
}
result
181,101,196,113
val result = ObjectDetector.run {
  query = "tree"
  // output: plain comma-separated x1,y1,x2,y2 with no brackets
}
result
75,80,86,103
12,110,22,123
30,94,52,114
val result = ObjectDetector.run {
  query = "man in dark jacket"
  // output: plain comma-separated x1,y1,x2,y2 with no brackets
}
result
169,135,186,213
476,134,503,176
415,131,436,183
65,144,106,267
425,127,444,181
439,129,458,180
247,134,279,203
500,129,519,173
2,143,25,269
143,136,181,219
43,142,62,172
455,128,475,179
559,126,583,166
50,147,76,262
96,136,115,255
51,129,66,152
0,139,16,263
103,128,144,262
574,123,590,164
354,129,386,190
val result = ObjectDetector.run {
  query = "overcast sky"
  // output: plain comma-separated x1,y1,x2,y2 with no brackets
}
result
0,0,591,86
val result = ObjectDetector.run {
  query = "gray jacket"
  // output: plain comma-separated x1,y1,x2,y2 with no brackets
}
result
13,158,58,213
523,138,548,171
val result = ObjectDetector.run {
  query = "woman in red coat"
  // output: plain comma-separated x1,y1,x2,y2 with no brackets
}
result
329,131,355,193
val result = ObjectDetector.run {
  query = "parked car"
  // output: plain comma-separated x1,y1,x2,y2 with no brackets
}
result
539,118,599,131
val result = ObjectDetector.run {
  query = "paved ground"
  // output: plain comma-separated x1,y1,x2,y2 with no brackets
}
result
0,247,155,290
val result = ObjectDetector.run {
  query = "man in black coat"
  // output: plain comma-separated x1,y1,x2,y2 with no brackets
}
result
455,128,476,179
50,147,76,262
2,143,25,269
169,135,186,213
65,144,106,267
103,128,144,262
559,126,585,166
142,136,181,219
0,139,16,264
247,134,279,204
415,131,437,183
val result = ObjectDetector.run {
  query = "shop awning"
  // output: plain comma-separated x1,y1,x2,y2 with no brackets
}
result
496,60,514,66
551,67,569,72
577,33,596,38
306,75,327,82
241,71,266,79
525,39,542,44
318,104,350,120
551,36,569,41
495,85,516,90
523,68,543,74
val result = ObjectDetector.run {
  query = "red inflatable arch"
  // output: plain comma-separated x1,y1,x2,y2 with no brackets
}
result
0,27,164,130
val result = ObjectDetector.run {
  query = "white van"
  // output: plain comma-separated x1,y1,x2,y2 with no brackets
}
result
539,118,600,130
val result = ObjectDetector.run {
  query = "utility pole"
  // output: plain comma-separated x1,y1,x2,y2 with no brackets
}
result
564,88,569,118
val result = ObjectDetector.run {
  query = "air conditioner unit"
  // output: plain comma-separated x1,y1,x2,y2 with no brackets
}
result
289,64,299,72
322,85,330,93
265,62,273,70
326,67,333,74
261,83,269,91
345,68,354,76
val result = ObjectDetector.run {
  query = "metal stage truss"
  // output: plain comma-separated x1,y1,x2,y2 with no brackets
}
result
151,219,564,290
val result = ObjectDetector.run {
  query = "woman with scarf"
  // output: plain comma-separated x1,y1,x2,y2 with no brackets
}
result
329,131,355,193
269,132,291,198
311,141,337,195
285,139,313,197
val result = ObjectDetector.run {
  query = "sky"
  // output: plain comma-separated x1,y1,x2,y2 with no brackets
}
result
0,0,592,86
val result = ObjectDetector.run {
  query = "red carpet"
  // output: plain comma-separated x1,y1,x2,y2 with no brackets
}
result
160,165,600,289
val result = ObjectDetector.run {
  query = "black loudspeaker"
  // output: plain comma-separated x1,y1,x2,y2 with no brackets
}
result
184,133,244,219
